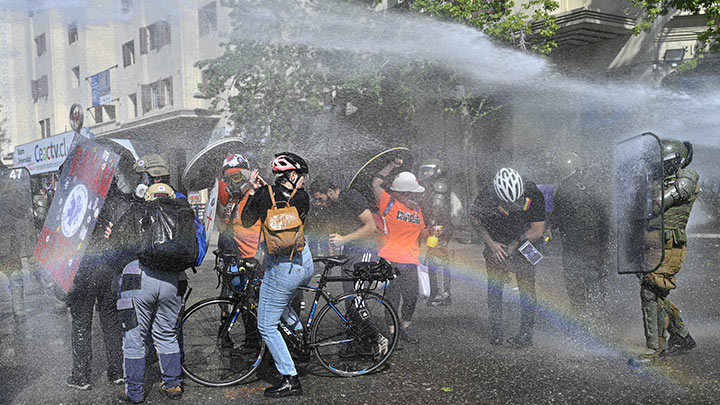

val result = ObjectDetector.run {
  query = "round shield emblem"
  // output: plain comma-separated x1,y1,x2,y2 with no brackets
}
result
61,184,89,238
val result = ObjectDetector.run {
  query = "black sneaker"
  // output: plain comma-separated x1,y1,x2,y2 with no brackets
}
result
229,344,261,357
160,385,183,400
427,295,444,307
665,334,696,356
109,376,125,385
399,327,419,344
66,375,91,390
490,337,503,346
506,333,532,348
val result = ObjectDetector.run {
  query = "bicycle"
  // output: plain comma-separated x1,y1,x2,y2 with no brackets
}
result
181,251,401,387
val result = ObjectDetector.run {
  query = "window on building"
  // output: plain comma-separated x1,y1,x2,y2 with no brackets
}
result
150,81,161,109
198,1,218,37
39,118,51,138
162,77,173,106
31,75,49,102
35,33,46,57
122,0,132,13
104,105,116,121
128,93,138,118
122,40,135,67
140,76,173,114
71,66,80,88
140,21,171,54
94,106,104,124
68,23,78,44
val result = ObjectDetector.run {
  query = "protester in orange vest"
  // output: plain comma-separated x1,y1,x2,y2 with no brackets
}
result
371,158,427,344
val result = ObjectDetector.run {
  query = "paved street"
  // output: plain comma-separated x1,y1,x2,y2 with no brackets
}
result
1,236,719,404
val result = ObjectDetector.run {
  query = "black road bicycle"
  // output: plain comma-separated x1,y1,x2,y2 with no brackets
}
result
181,251,400,387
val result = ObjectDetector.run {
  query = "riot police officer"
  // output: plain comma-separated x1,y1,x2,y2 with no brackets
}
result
553,152,610,316
419,158,453,306
639,139,698,359
0,161,27,325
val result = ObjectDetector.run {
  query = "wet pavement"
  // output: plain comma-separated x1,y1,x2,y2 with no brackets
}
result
1,236,720,404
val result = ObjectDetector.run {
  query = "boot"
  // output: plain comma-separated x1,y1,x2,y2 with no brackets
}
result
664,334,696,356
8,268,25,322
158,353,183,391
440,292,452,306
427,294,444,307
124,357,146,403
264,375,303,398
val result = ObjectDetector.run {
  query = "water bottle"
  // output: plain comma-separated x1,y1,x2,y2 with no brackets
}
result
426,225,442,248
229,264,242,290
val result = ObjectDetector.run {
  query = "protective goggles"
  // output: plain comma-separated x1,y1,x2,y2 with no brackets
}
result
223,170,246,184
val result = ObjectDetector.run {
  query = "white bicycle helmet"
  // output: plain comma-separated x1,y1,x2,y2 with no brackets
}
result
493,168,524,203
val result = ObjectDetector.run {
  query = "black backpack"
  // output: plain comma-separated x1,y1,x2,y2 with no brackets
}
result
138,197,199,272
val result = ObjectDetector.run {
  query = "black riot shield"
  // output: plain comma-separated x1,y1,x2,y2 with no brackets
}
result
182,138,246,192
347,147,414,211
615,132,664,274
0,166,36,259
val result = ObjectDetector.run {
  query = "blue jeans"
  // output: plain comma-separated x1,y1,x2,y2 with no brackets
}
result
258,247,314,376
119,261,183,400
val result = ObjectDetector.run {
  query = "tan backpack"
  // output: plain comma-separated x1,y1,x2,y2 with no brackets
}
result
263,186,305,258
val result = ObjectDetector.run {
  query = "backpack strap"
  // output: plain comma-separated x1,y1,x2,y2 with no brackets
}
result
268,185,298,208
381,197,395,234
268,185,276,208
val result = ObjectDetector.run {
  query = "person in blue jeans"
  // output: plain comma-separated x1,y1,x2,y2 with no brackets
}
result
242,152,313,398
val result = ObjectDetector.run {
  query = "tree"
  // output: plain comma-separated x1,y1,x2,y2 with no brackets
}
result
631,0,720,52
198,0,557,151
406,0,560,54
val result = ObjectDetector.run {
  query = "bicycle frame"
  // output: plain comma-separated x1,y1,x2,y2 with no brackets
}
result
276,260,376,354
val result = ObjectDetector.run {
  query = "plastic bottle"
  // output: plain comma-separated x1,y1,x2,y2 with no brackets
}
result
426,225,442,248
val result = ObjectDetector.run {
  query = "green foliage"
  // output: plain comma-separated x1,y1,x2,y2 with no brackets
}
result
408,0,560,54
198,0,553,148
631,0,720,52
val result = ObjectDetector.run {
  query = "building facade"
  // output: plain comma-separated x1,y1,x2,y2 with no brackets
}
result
1,0,233,178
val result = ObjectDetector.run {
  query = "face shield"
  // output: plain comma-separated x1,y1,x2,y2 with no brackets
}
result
419,164,437,181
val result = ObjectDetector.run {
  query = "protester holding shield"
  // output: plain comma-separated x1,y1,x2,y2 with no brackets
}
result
65,178,131,390
371,159,426,344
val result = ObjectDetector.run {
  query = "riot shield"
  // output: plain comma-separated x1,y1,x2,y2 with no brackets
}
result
203,179,219,238
347,147,414,211
34,136,120,292
182,138,246,192
615,132,664,274
94,138,140,195
0,166,36,258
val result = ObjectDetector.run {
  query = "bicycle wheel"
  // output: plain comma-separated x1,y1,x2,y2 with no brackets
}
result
311,290,400,377
182,297,266,387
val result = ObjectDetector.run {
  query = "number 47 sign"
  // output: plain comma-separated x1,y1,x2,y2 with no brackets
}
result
34,136,119,293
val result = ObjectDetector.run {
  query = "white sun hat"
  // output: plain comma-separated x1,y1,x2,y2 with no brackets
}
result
390,171,425,193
